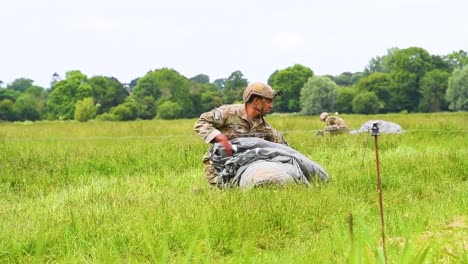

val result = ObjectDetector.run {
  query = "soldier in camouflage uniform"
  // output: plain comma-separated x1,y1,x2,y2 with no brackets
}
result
319,112,349,135
194,82,288,186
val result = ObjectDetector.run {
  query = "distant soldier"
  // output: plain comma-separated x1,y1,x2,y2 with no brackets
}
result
194,82,288,186
318,112,349,135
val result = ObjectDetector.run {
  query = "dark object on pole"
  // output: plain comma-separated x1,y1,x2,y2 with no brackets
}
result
372,122,387,261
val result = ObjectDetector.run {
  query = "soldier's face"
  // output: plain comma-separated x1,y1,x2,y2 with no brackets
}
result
257,97,273,116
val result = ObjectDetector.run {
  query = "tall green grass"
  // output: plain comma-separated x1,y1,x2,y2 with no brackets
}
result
0,113,467,263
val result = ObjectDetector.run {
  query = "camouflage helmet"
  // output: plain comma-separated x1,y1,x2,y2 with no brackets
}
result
320,112,329,121
243,82,276,103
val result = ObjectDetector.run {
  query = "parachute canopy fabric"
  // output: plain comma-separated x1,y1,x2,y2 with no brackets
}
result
350,120,404,134
210,137,329,188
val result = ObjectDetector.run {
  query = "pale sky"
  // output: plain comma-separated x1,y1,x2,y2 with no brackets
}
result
1,0,467,88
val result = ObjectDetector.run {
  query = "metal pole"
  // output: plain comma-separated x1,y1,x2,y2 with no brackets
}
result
371,122,387,261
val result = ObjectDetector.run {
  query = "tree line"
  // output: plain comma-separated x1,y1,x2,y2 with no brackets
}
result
1,46,467,122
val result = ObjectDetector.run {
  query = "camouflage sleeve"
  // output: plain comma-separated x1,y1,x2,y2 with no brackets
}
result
324,116,348,131
193,107,225,143
266,128,288,146
336,118,348,128
324,117,339,131
271,129,288,146
325,117,336,126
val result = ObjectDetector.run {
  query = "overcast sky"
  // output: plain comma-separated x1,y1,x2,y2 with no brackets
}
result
1,0,467,88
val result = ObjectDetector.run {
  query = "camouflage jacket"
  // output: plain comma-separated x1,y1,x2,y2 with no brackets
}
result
324,116,348,131
194,104,288,159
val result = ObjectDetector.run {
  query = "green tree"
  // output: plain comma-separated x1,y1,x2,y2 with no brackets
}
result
0,99,16,121
418,70,450,112
50,72,61,89
223,71,248,104
200,83,223,112
0,87,20,101
356,72,392,112
7,78,34,92
269,64,314,112
47,71,92,120
365,47,399,74
88,76,128,114
328,72,363,86
190,74,210,84
13,86,47,121
190,82,223,115
213,78,226,90
352,92,379,114
391,47,434,112
446,66,468,111
156,100,182,119
330,72,353,86
109,99,140,121
74,97,97,122
132,68,193,118
300,76,337,115
444,50,468,70
138,96,157,119
431,55,452,73
335,86,358,113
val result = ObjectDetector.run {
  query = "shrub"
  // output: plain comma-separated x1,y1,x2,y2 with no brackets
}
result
74,97,97,122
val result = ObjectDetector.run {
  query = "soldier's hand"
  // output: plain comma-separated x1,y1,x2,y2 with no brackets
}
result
215,134,233,156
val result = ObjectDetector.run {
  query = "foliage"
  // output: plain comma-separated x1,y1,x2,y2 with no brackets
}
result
13,93,42,121
6,78,34,92
446,66,468,111
74,97,97,122
95,112,118,121
156,100,182,119
328,72,364,86
270,64,314,112
47,70,92,120
300,75,337,115
0,99,16,121
356,72,393,113
430,55,452,73
6,86,47,121
0,87,21,101
444,50,468,70
132,68,194,118
110,99,140,121
418,70,450,112
222,71,248,104
352,91,379,114
213,78,226,90
390,47,434,112
335,86,358,114
190,82,223,115
138,96,157,120
190,74,210,84
87,76,128,114
365,47,399,74
3,47,467,120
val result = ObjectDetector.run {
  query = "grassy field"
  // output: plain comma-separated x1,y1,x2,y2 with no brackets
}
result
0,112,467,263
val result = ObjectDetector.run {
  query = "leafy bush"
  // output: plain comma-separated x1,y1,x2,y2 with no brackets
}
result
157,101,182,119
74,97,97,122
95,112,118,121
352,91,379,114
0,99,17,121
110,101,139,121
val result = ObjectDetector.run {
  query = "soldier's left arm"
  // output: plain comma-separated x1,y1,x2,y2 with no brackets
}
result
267,128,288,146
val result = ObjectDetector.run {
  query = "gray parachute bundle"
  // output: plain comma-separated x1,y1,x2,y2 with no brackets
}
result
210,137,329,189
350,120,404,134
